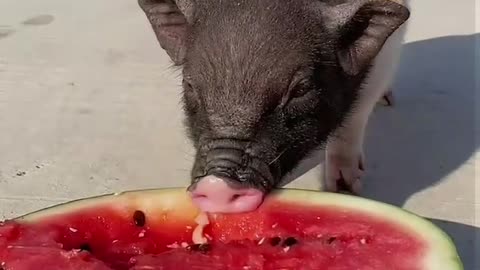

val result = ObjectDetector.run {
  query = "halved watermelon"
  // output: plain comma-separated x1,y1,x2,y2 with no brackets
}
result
1,188,462,270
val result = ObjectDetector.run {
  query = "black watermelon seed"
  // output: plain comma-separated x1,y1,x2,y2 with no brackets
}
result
282,237,298,247
133,210,146,227
79,243,92,252
269,237,281,246
326,237,337,244
187,244,211,253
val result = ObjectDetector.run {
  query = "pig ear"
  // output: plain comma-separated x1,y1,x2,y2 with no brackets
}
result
322,0,410,76
138,0,193,65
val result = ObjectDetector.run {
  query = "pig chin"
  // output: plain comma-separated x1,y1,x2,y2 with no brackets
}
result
186,139,282,213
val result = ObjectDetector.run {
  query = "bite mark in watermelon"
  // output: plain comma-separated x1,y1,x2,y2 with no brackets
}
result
0,188,463,270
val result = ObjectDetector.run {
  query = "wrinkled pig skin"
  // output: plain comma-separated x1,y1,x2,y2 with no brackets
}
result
138,0,410,195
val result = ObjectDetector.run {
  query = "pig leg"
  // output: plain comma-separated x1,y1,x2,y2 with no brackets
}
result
380,90,395,107
324,22,408,194
377,0,411,108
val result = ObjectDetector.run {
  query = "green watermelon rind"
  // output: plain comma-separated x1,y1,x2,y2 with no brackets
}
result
276,189,464,270
15,188,463,270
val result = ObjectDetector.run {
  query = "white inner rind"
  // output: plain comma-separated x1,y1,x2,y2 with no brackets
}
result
16,188,463,270
192,212,209,244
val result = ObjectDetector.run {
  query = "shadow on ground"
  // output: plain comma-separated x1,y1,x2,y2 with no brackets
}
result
364,34,478,269
287,34,478,268
429,218,477,269
365,34,477,207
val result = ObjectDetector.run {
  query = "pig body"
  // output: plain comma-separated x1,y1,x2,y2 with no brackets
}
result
324,0,410,193
138,0,411,213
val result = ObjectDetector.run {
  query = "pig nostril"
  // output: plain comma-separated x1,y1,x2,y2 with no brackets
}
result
230,194,242,202
191,192,208,199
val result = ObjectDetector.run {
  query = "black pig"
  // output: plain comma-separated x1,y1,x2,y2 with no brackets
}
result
138,0,410,213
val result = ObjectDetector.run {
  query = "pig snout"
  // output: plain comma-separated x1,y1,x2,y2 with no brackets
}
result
187,141,275,213
189,175,264,213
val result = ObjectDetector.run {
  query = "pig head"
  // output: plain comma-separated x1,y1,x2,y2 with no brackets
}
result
138,0,410,213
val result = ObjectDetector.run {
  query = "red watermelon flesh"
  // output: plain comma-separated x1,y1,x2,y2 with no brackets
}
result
0,189,462,270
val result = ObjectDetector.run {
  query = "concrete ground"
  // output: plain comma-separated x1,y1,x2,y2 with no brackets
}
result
0,0,478,268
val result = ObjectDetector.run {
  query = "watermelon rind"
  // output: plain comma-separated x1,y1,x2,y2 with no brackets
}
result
15,188,463,270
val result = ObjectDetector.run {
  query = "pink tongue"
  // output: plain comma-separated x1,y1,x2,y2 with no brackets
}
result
189,176,264,213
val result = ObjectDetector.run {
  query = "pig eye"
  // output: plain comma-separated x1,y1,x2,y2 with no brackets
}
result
182,79,198,96
182,79,201,106
278,70,312,109
281,81,311,107
290,84,310,99
182,79,193,90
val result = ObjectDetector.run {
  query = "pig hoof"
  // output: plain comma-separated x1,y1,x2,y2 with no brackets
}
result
378,90,395,107
324,154,364,195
